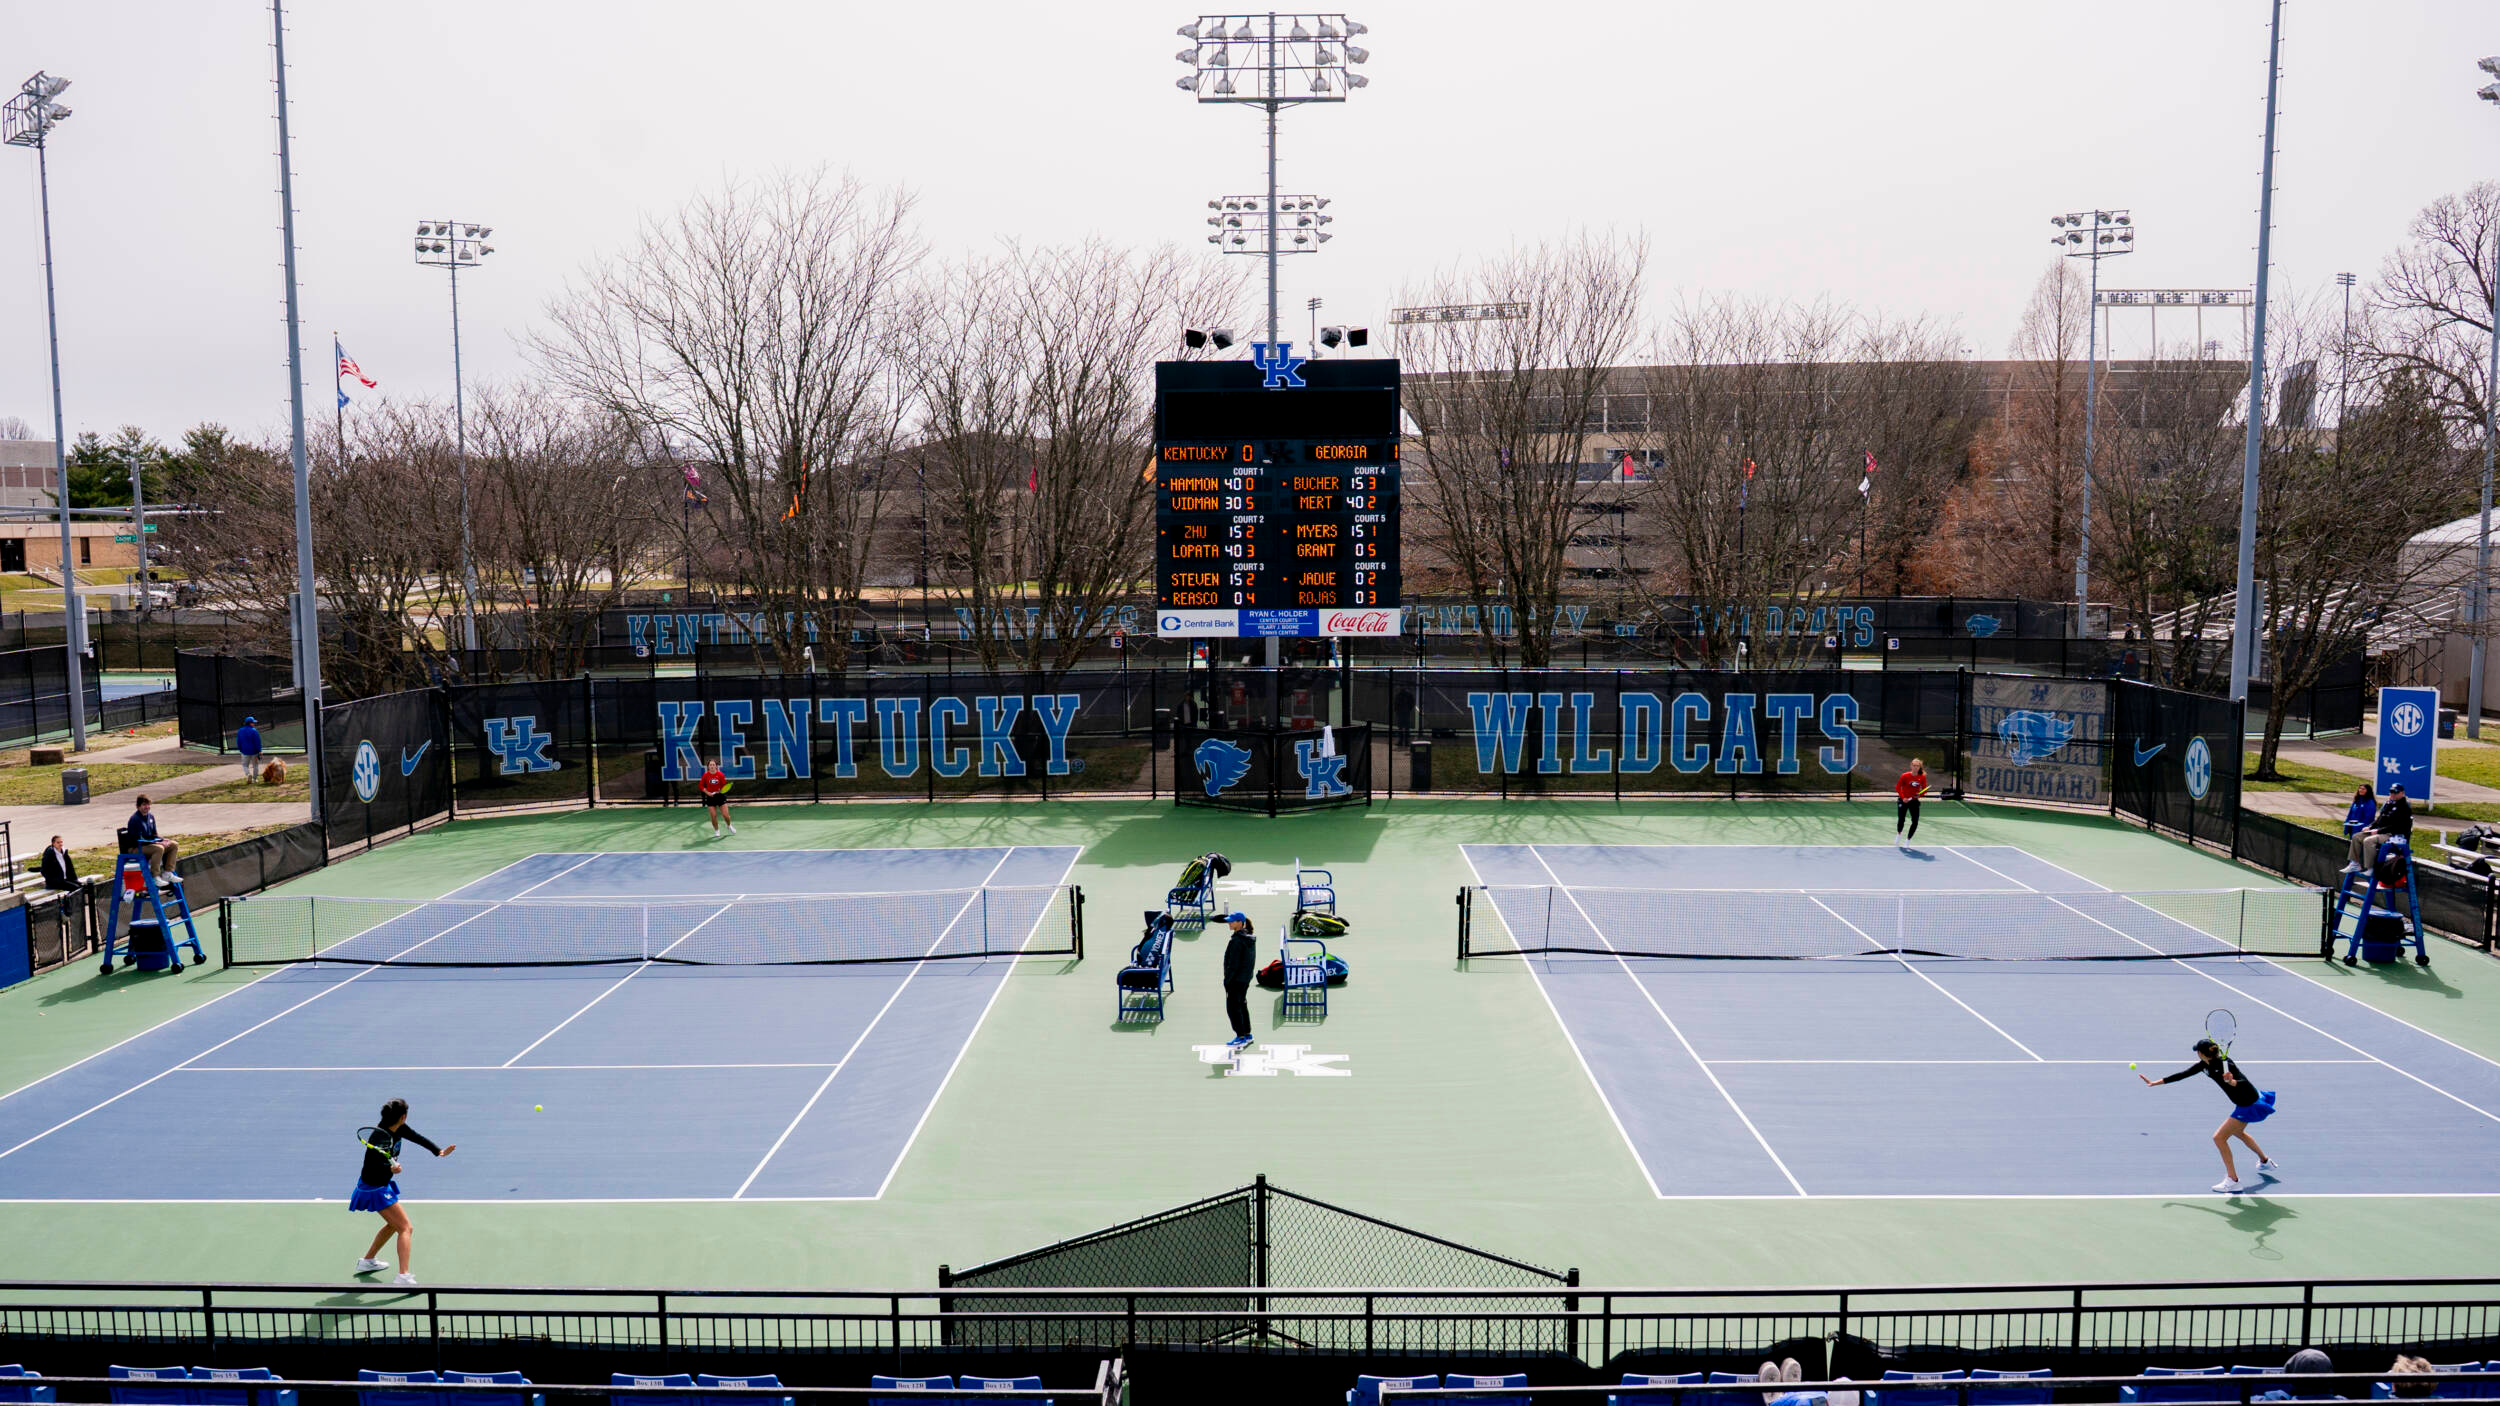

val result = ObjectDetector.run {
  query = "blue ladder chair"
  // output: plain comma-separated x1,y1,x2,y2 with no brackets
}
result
2331,839,2428,966
98,839,204,975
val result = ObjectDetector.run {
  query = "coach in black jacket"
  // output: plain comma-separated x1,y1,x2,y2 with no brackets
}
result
1220,912,1257,1049
39,835,78,892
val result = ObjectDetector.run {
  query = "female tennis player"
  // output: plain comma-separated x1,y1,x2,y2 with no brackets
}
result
351,1098,455,1285
698,756,735,838
1895,759,1931,843
2142,1038,2279,1193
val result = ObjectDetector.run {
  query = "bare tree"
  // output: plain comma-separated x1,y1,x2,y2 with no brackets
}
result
0,416,31,439
1399,233,1648,667
2086,349,2246,687
908,241,1241,674
533,170,921,670
1952,262,2090,598
2367,181,2498,438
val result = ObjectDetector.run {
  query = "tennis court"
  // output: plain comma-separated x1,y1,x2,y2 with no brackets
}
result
0,844,1080,1202
1460,842,2500,1198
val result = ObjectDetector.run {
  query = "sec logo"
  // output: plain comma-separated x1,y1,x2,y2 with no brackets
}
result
2388,701,2427,739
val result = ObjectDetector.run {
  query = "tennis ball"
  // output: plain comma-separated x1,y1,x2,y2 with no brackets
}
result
2129,1062,2138,1069
533,1104,543,1112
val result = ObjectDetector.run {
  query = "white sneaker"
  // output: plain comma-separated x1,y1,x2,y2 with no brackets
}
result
393,1272,417,1286
2258,1158,2282,1173
353,1258,388,1275
2213,1178,2247,1194
2341,862,2363,875
726,824,737,835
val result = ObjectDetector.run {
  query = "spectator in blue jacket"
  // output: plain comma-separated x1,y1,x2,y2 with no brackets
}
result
2342,784,2376,835
236,715,264,781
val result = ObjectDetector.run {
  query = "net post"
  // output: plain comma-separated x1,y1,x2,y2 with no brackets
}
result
1071,885,1084,960
218,898,232,968
1544,884,1555,951
982,886,992,958
1456,886,1471,961
641,904,650,962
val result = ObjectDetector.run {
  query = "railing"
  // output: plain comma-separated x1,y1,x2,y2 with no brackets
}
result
0,1370,1117,1406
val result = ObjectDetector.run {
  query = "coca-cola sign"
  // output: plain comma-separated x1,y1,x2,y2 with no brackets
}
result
1323,609,1401,636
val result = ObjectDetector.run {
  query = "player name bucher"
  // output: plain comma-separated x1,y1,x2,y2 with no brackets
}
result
1154,439,1401,637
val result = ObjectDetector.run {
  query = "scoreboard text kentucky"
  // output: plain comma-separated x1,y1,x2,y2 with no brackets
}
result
1151,356,1402,639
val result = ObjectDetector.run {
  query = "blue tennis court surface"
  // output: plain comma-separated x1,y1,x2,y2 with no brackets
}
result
0,845,1079,1202
1462,843,2500,1198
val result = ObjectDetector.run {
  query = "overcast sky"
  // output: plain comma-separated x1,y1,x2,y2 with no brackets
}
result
3,0,2494,448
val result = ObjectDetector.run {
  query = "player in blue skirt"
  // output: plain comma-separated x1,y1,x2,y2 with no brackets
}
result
2142,1038,2279,1194
351,1098,456,1285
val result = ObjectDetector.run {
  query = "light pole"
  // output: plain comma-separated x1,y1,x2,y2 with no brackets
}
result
274,1,322,820
2468,58,2500,736
1176,13,1369,353
2229,0,2286,702
2048,208,2135,638
413,219,494,655
5,71,87,749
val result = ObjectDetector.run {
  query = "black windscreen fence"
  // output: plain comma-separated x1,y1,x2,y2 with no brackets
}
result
2114,680,2243,849
176,651,304,754
0,645,101,749
1172,724,1372,816
174,820,327,906
320,688,452,851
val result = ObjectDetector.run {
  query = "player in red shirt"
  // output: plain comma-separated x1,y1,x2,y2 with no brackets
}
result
698,757,735,839
1895,758,1931,844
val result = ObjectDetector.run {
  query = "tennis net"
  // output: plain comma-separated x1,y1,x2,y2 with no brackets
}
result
219,884,1084,968
1456,884,2328,962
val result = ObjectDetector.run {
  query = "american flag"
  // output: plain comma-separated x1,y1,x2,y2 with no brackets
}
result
681,463,702,489
336,339,376,390
1858,449,1878,496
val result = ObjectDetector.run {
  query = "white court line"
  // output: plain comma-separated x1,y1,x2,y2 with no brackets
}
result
498,898,742,1067
1527,844,1809,1197
11,1189,2500,1205
0,855,602,1163
0,849,557,1113
871,845,1082,1200
1804,895,2044,1062
1460,848,1665,1199
1947,846,2500,1126
732,848,1018,1198
1704,1058,2379,1066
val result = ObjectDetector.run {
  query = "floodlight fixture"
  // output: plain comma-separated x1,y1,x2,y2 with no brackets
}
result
2479,55,2500,77
413,216,497,653
2043,206,2137,631
5,67,88,746
2482,81,2500,104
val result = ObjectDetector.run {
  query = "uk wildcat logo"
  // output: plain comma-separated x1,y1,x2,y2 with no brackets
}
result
1965,614,2004,638
1294,739,1351,798
1194,737,1254,796
1997,709,2075,765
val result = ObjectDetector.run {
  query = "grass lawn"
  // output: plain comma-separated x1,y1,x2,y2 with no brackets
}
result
2243,752,2365,793
174,771,311,804
21,819,306,886
0,760,209,805
2334,743,2500,791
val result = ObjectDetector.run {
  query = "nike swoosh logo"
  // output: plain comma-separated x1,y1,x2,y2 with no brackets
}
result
2132,742,2166,766
400,740,433,775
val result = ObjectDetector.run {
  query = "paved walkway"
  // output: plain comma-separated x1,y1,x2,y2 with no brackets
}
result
3,732,306,854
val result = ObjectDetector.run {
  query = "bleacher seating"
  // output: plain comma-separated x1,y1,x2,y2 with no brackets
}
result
2121,1366,2236,1404
610,1372,694,1406
1350,1375,1439,1406
0,1366,55,1405
440,1371,542,1406
1610,1371,1702,1406
108,1367,294,1406
1437,1373,1529,1406
2374,1364,2500,1400
868,1377,952,1406
1869,1370,1969,1406
1966,1369,2055,1406
356,1370,443,1406
957,1376,1051,1403
692,1375,792,1406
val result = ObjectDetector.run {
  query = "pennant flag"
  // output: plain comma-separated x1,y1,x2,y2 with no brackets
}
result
782,464,810,521
1858,449,1878,497
1741,458,1756,508
681,462,703,489
1028,462,1040,494
1619,449,1637,481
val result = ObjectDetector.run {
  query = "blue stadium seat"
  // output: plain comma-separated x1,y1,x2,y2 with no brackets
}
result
2372,1364,2499,1400
1967,1369,2055,1406
0,1366,56,1405
441,1371,542,1406
610,1372,693,1406
357,1369,442,1406
868,1377,952,1406
2122,1367,2235,1404
1439,1373,1529,1406
1869,1370,1969,1406
692,1374,791,1406
1349,1376,1440,1406
1610,1371,1701,1406
187,1367,293,1406
957,1376,1050,1403
108,1367,195,1406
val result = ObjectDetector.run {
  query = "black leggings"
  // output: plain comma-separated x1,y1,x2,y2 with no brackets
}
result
1896,798,1921,839
1225,983,1252,1039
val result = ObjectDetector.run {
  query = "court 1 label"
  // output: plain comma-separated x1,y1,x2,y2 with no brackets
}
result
1192,1043,1351,1077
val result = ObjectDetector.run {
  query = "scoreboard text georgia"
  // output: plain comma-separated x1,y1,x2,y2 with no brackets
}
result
1150,358,1402,638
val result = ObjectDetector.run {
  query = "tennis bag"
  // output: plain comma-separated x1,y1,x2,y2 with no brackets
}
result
1255,952,1351,989
1174,852,1232,892
1292,910,1350,938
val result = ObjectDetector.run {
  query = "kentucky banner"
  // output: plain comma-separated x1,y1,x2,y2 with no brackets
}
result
1964,674,2108,805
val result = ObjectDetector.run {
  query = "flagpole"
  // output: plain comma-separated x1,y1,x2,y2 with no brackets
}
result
331,331,344,460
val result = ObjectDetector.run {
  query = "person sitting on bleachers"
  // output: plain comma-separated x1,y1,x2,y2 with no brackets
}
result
2347,785,2413,872
2252,1349,2343,1401
2385,1357,2438,1399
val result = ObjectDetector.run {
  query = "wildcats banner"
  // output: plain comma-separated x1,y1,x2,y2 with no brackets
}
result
1459,688,1860,776
1964,674,2108,805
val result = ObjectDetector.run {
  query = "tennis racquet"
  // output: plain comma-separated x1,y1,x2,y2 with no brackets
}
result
356,1125,401,1172
2205,1008,2238,1057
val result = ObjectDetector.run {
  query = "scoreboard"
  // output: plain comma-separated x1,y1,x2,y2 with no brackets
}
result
1152,358,1402,638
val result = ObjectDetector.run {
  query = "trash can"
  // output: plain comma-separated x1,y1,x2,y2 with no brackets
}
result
2361,912,2409,963
1411,739,1433,793
2440,708,2459,739
60,767,88,806
642,750,664,801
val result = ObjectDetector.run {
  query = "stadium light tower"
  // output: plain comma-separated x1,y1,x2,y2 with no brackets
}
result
414,220,495,655
1175,14,1370,356
2229,0,2286,702
2048,208,2135,638
5,71,88,750
2469,57,2500,737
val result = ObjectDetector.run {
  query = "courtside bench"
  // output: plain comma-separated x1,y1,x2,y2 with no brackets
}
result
1118,911,1176,1022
